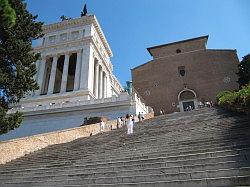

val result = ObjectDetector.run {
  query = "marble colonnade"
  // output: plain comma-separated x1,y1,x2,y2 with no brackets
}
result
35,49,108,99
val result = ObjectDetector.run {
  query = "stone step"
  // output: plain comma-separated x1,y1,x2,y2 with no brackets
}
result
94,126,250,147
23,131,250,157
141,115,247,128
0,109,249,187
132,121,248,136
25,137,249,163
1,159,249,180
131,124,250,140
2,167,249,186
33,175,250,187
7,145,250,170
4,134,249,165
2,150,249,174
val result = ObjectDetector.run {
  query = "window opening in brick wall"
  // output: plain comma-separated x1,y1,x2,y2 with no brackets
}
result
178,66,186,77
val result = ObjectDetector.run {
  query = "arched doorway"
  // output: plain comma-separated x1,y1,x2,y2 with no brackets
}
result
178,89,198,112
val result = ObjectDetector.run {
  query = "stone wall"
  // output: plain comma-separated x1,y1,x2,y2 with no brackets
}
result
132,48,239,115
2,93,149,141
0,113,154,165
148,36,207,58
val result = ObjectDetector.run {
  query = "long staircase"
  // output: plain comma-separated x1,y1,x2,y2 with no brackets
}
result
0,108,249,187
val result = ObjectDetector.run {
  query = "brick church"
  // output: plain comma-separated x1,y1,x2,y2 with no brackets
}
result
131,35,239,115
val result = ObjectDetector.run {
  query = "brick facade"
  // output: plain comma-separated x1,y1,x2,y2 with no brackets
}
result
132,36,239,115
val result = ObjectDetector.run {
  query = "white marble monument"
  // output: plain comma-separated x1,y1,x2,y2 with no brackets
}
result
1,15,150,141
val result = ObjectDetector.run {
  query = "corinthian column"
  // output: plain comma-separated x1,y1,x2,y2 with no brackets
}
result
35,56,46,96
47,55,58,94
74,49,82,91
94,62,99,98
103,73,107,98
60,53,70,93
98,67,103,99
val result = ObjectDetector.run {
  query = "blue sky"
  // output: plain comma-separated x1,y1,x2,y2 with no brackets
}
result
26,0,250,86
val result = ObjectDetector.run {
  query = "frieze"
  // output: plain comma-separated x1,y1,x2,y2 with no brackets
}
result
34,39,91,56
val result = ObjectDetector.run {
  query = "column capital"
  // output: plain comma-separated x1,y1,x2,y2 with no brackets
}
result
99,64,103,71
64,51,71,56
95,62,100,67
76,48,82,53
103,70,108,76
52,54,59,59
40,55,47,61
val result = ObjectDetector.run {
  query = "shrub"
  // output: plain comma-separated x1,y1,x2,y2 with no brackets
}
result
216,84,250,114
216,91,232,104
81,116,108,126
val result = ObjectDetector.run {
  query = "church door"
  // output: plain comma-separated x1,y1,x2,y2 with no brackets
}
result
183,101,195,111
178,89,198,112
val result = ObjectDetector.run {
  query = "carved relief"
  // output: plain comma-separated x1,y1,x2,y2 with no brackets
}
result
60,33,67,41
48,35,56,44
71,31,79,40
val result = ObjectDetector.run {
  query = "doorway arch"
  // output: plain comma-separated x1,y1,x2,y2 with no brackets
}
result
178,88,198,112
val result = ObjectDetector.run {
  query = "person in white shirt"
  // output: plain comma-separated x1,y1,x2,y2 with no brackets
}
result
100,120,105,133
127,115,134,135
117,117,122,129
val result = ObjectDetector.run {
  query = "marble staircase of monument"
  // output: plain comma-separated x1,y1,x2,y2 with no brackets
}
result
0,108,249,187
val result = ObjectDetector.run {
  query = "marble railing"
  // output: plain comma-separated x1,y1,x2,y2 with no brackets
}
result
132,92,148,111
8,92,149,114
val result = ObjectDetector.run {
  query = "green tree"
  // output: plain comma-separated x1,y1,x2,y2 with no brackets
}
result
237,54,250,88
0,0,16,28
0,0,43,135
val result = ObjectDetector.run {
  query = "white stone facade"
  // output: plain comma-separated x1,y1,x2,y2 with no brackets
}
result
32,15,122,99
2,15,150,141
2,93,149,141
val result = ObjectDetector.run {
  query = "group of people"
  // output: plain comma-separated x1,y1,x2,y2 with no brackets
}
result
118,112,145,135
198,101,214,108
99,112,145,135
186,101,214,111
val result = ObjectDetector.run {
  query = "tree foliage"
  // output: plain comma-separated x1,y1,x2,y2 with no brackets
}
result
237,54,250,88
0,0,43,135
0,0,16,28
216,84,250,114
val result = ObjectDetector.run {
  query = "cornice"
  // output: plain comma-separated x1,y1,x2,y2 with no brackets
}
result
112,74,123,89
90,39,112,74
22,99,131,117
42,15,113,57
21,90,91,104
33,37,92,55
